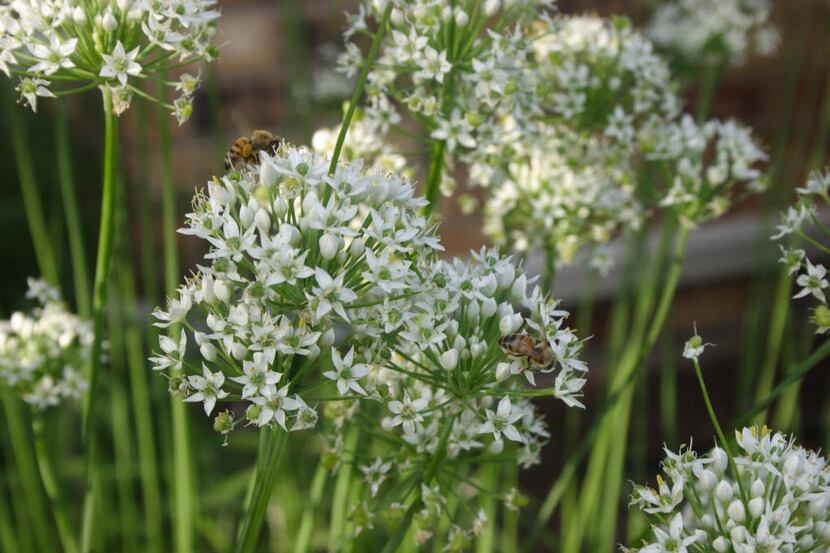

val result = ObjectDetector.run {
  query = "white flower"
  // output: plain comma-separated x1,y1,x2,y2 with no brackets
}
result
682,326,712,361
387,392,428,435
360,457,392,497
184,365,228,415
430,109,476,151
414,46,451,83
794,261,829,303
28,36,77,75
99,41,143,85
16,77,55,112
251,385,300,430
323,348,370,396
230,352,281,399
479,397,523,443
642,513,701,553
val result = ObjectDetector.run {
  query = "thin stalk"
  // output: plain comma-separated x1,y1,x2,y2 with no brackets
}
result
233,428,289,553
475,463,498,553
692,357,750,511
771,320,805,431
55,102,91,316
380,416,455,553
293,460,329,553
422,140,446,217
0,482,19,553
32,414,79,553
4,89,59,284
328,1,393,176
81,88,119,553
751,269,792,424
328,427,360,552
734,338,830,428
500,464,518,553
158,75,195,553
659,327,678,445
696,61,722,123
3,396,55,553
118,255,164,552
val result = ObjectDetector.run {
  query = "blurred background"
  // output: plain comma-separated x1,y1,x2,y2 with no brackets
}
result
1,0,828,549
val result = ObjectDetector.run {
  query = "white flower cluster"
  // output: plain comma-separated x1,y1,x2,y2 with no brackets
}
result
773,169,830,334
628,426,830,553
0,0,219,119
150,143,442,434
333,249,588,542
338,0,553,191
530,15,680,145
482,125,644,265
473,15,678,266
0,278,91,409
647,0,779,67
644,114,768,225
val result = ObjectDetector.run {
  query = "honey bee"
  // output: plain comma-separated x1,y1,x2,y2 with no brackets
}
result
225,129,281,170
499,334,555,370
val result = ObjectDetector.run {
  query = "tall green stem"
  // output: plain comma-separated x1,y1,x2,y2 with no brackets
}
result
55,103,91,316
328,1,393,176
233,428,288,553
81,89,118,553
696,62,722,123
2,396,55,553
328,427,359,552
293,460,329,553
751,269,792,423
4,90,59,285
32,414,79,553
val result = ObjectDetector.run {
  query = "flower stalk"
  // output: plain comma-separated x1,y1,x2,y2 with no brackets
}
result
80,87,119,553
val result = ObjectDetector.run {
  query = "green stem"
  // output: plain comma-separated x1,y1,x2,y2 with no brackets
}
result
696,61,722,123
692,358,750,511
4,89,59,284
2,396,55,553
422,140,446,217
32,414,79,553
81,88,119,553
293,460,329,553
752,267,792,424
475,463,497,553
380,416,455,553
55,102,91,316
0,480,19,553
328,427,359,552
328,1,393,176
233,428,288,553
735,338,830,428
118,255,164,553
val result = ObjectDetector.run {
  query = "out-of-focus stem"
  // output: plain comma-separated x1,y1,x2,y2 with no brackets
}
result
55,103,91,316
752,269,792,424
81,88,119,553
293,460,329,553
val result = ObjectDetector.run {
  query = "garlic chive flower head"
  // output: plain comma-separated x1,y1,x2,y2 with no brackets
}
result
0,278,92,409
774,169,830,334
644,115,768,225
338,249,588,545
337,0,554,193
648,0,779,68
0,0,219,119
627,426,830,553
150,143,442,436
477,15,678,267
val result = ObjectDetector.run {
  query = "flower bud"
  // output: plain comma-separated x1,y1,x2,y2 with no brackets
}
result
496,302,513,320
511,274,527,303
495,362,511,382
478,274,497,297
481,297,497,318
499,314,522,335
712,536,729,552
698,468,717,490
715,480,733,502
750,478,765,498
748,497,764,518
274,198,288,218
254,208,270,232
259,159,278,187
727,499,745,523
484,0,500,16
73,7,86,23
350,238,365,257
229,342,246,360
440,349,459,371
239,204,254,228
452,335,466,351
489,439,504,454
495,264,515,289
454,9,468,26
729,525,746,542
319,232,339,260
278,223,300,245
711,447,728,473
320,328,335,348
214,279,230,303
102,10,118,31
200,341,217,362
466,300,480,322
